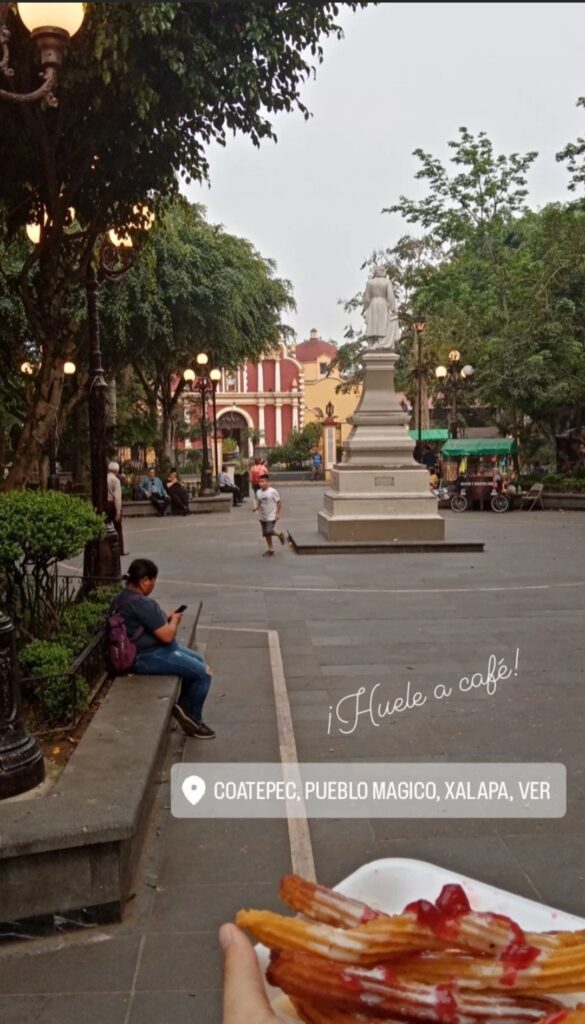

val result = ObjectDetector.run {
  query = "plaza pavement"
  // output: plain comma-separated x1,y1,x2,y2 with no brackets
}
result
0,485,584,1023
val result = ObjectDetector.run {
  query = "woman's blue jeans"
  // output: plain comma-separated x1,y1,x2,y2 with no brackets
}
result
133,641,212,723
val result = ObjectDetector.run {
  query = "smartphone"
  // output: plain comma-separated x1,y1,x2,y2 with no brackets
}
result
174,604,188,614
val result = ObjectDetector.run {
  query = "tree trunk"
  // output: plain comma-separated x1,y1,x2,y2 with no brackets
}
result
2,347,64,491
158,409,175,477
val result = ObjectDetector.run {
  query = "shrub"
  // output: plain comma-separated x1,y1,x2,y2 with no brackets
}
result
18,583,119,726
0,490,105,638
19,640,85,726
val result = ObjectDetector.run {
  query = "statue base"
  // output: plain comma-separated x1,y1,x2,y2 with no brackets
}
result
317,350,445,542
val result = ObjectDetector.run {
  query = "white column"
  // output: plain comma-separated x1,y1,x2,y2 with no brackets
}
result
243,363,248,393
324,424,336,475
258,400,265,435
292,398,299,431
275,400,283,444
274,358,281,393
257,360,264,392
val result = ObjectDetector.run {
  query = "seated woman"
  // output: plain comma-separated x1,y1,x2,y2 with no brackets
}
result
110,558,214,739
166,469,191,516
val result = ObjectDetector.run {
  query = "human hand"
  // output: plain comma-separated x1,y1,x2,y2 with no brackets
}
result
220,924,279,1024
168,611,183,625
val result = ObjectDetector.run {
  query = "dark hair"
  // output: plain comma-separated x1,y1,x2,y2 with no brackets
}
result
261,473,270,481
124,558,159,585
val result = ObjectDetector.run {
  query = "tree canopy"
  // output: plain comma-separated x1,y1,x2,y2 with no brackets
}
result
0,1,366,487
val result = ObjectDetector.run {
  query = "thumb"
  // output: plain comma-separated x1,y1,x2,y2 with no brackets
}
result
220,923,275,1024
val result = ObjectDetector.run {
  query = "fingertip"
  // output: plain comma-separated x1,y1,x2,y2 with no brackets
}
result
219,922,237,950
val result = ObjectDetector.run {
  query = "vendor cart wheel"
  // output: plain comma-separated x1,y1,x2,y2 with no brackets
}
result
491,494,510,513
450,494,469,512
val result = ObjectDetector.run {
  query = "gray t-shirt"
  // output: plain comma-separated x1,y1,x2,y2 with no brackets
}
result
111,592,167,652
257,486,280,521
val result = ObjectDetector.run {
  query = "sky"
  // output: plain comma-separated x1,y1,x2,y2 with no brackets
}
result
185,2,585,345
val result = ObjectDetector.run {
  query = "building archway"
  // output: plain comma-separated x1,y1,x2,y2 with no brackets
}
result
217,407,255,457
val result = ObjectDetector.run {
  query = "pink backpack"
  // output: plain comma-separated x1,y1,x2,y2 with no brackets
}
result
105,592,144,673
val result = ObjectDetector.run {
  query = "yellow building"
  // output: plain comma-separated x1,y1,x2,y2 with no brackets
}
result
291,329,361,446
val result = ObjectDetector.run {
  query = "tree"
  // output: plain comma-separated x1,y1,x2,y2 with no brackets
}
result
100,200,295,473
0,1,367,488
557,97,585,192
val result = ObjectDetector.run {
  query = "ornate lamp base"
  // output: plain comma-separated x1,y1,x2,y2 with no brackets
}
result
0,613,45,800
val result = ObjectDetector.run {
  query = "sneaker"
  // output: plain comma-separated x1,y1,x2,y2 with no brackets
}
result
262,549,275,556
172,703,196,734
278,531,286,545
190,721,216,740
172,704,216,739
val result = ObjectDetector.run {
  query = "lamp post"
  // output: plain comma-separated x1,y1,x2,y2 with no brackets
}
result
184,355,215,496
412,320,426,449
435,350,474,440
0,2,85,106
209,368,221,483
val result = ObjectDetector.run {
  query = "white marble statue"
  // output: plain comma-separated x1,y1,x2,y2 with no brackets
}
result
362,266,401,350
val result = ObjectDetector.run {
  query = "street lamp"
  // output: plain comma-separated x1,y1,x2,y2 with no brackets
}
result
184,355,215,495
0,2,85,107
412,320,427,448
435,352,474,439
209,368,221,483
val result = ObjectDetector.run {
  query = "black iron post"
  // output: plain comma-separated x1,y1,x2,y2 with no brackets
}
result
0,611,45,799
47,421,59,490
451,368,459,440
82,263,120,584
198,374,213,495
211,380,220,487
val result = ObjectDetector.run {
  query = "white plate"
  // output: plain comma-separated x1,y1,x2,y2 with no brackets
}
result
256,858,585,1022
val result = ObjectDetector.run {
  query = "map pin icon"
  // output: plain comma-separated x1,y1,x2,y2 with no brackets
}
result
182,774,206,807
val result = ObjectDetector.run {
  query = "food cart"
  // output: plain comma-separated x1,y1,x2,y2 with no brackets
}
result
440,438,518,512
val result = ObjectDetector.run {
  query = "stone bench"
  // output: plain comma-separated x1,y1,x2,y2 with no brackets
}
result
0,672,180,924
0,605,204,926
124,493,232,517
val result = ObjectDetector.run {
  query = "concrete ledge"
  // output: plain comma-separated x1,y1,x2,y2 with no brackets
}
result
0,672,180,923
542,493,585,511
289,530,484,554
124,494,232,517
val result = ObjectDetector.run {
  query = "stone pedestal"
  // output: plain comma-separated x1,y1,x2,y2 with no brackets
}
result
318,351,444,541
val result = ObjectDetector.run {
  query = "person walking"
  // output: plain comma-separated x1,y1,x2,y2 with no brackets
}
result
257,475,285,556
250,456,268,511
106,461,129,556
109,558,215,739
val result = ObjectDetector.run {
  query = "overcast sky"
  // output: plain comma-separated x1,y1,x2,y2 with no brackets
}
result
185,2,585,345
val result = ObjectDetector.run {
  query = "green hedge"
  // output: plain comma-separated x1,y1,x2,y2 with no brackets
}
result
19,584,119,726
521,474,585,493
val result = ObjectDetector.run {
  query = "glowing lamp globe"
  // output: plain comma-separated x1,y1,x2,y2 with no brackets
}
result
21,361,35,375
448,349,461,363
209,369,221,383
183,369,196,383
196,353,209,366
462,364,474,378
64,361,76,375
108,229,133,249
133,205,155,231
18,3,85,38
26,222,42,245
435,365,447,379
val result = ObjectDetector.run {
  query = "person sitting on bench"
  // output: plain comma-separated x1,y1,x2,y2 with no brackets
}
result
139,467,170,516
166,469,191,516
218,465,243,506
